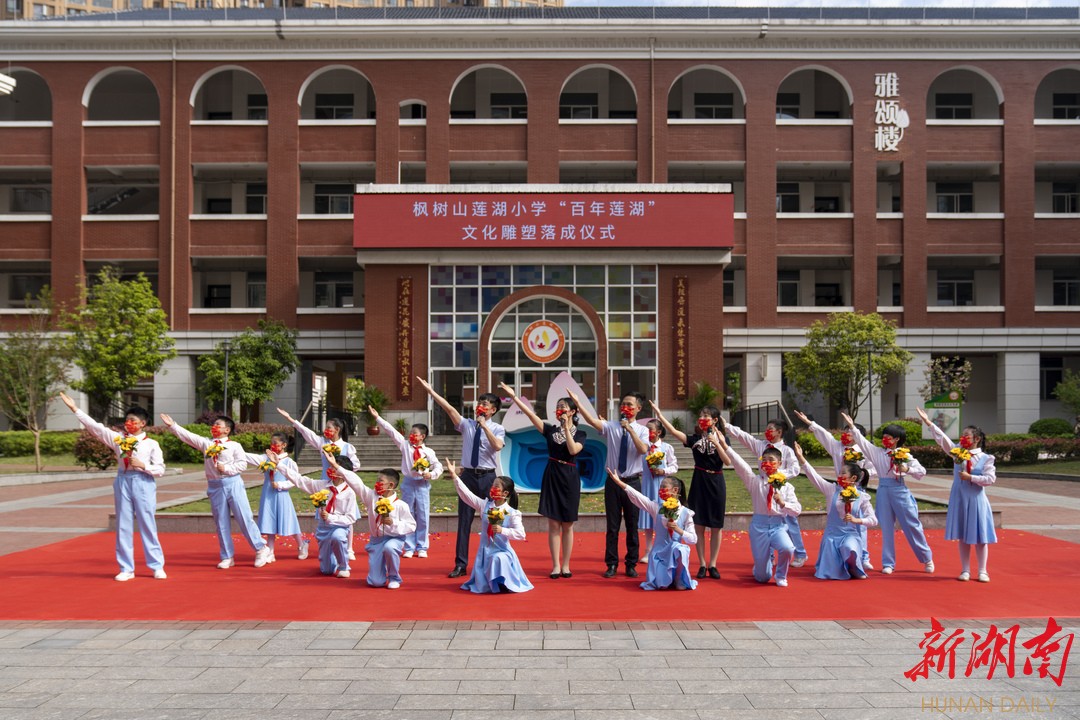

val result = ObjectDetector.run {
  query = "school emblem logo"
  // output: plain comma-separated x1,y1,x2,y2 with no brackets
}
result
521,319,565,364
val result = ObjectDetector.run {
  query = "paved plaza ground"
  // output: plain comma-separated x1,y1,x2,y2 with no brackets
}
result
0,469,1076,719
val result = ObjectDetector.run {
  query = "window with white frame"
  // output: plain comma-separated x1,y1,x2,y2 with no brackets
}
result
694,92,734,120
776,183,800,213
490,93,527,120
775,92,800,119
935,182,974,213
247,94,267,121
314,271,355,308
245,183,267,214
1053,270,1080,306
10,187,50,213
7,274,48,307
1053,93,1080,120
313,184,354,214
1041,356,1064,400
936,269,975,306
314,93,354,120
559,93,599,120
246,272,266,308
777,270,800,306
1052,182,1079,214
934,93,973,120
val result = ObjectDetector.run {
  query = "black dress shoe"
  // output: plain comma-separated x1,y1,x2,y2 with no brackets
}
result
603,565,617,578
549,572,561,579
697,566,708,579
708,566,722,580
625,565,639,578
448,565,467,578
561,571,573,579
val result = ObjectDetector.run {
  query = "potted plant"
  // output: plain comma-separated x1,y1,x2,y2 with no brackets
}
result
360,384,390,435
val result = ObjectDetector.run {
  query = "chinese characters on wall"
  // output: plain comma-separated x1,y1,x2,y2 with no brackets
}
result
674,277,688,400
874,71,909,152
397,277,412,400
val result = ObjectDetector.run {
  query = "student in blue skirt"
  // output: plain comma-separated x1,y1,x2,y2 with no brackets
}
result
445,460,533,594
916,407,997,583
793,441,877,580
841,412,934,576
606,469,697,590
245,432,309,563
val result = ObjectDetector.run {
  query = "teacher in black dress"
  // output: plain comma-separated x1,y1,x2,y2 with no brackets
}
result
500,382,585,579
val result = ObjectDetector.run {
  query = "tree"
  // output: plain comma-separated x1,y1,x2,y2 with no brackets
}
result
197,318,299,417
918,355,973,402
0,289,69,471
784,311,913,423
61,267,176,417
1052,369,1080,419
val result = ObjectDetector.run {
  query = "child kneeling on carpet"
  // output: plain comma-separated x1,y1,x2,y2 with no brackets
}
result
718,437,803,587
607,468,697,590
329,458,416,590
446,460,534,594
276,451,357,578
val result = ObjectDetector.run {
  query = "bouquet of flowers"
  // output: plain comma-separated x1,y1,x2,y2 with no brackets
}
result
889,447,912,474
115,435,138,469
949,446,972,473
486,506,505,538
412,456,431,473
659,495,680,536
258,459,278,473
766,471,787,509
839,483,860,514
321,443,340,456
843,447,864,463
204,442,224,459
310,489,331,508
374,497,394,517
645,449,666,473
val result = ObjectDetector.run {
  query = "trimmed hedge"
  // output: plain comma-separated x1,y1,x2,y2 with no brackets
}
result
73,429,117,470
0,431,80,457
794,432,829,460
1028,417,1074,437
144,423,294,464
874,419,925,445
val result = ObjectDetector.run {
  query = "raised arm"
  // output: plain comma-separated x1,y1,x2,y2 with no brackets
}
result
160,414,212,452
275,458,323,495
446,459,484,512
716,434,756,491
566,389,604,432
647,400,687,445
499,382,544,432
374,413,409,452
417,376,463,428
795,442,833,498
61,393,119,450
725,422,762,454
621,480,659,518
277,407,322,448
795,410,844,461
916,407,956,454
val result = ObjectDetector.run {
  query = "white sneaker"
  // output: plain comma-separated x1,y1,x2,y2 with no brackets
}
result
153,569,167,580
977,572,990,583
791,557,806,568
348,548,356,561
864,561,874,570
217,558,235,569
958,571,971,582
403,550,414,558
297,539,309,561
266,552,276,564
924,561,935,574
417,550,428,558
881,566,893,575
254,547,272,568
336,569,351,578
387,580,401,589
114,571,135,582
776,578,788,587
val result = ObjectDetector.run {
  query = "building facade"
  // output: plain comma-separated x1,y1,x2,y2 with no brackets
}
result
1,6,1079,432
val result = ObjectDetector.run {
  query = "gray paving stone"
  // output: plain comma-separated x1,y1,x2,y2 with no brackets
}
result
632,630,686,650
619,668,729,681
202,710,332,720
232,678,351,694
572,680,683,695
167,654,272,668
366,655,468,669
725,666,835,680
448,711,573,720
757,622,816,640
354,631,410,650
787,678,910,694
746,692,874,709
400,630,455,650
585,631,638,650
327,712,451,720
407,668,514,681
629,693,754,710
393,694,514,710
158,692,286,709
0,708,93,720
698,709,826,720
541,631,590,650
458,679,568,695
677,679,797,695
566,655,655,668
129,677,246,694
447,632,499,650
81,710,208,720
467,656,566,669
675,630,734,650
273,693,400,710
575,711,692,720
37,692,171,710
514,668,621,681
343,680,460,695
514,693,634,710
12,679,136,695
691,654,770,667
494,630,544,649
0,691,54,708
0,667,98,680
308,639,362,650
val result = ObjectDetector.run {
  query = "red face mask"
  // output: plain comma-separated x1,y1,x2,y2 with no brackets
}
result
648,430,659,443
959,435,974,449
837,475,853,488
374,481,392,496
327,468,340,483
489,487,505,503
555,408,567,420
697,418,712,432
124,420,142,436
658,486,678,501
619,404,634,419
322,428,336,441
764,427,781,443
840,432,854,447
475,406,488,418
408,433,423,446
760,460,779,475
211,425,227,439
269,443,285,455
882,435,897,449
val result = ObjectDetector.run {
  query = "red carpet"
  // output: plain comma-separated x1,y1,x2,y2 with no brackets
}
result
0,530,1077,622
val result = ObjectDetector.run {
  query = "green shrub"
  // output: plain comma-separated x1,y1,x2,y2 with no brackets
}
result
875,419,925,445
908,444,951,469
987,433,1034,443
0,430,80,457
1027,417,1074,437
149,424,210,464
794,432,829,460
986,439,1043,465
73,429,116,470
